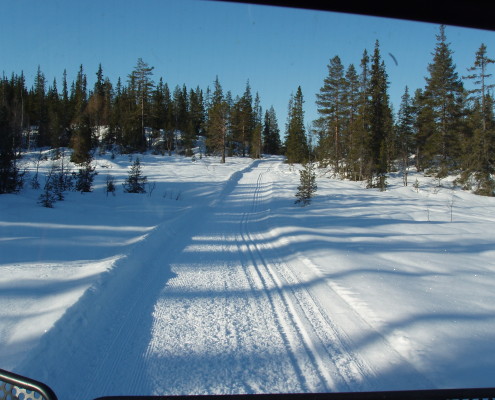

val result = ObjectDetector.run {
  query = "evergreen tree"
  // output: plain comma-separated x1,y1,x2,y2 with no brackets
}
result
206,77,229,162
412,88,435,171
127,58,154,151
342,63,362,179
250,92,263,158
285,86,308,164
295,161,317,206
353,49,371,181
367,40,393,190
231,81,254,157
75,162,97,193
423,25,465,175
46,78,64,152
70,65,93,163
459,44,495,195
187,86,205,155
464,44,495,130
123,157,147,193
29,66,48,147
315,55,346,172
0,102,22,193
60,69,72,146
396,86,415,185
86,64,111,144
263,106,281,155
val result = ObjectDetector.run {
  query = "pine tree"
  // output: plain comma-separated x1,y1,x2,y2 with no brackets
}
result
127,58,154,151
285,86,308,164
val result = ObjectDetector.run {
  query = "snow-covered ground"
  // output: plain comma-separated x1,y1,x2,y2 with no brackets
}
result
1,150,495,399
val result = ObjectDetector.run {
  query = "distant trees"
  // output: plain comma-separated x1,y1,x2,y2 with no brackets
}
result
2,25,495,199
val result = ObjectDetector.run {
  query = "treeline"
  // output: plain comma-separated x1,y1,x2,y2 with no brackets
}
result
311,26,495,195
1,25,495,196
0,58,283,193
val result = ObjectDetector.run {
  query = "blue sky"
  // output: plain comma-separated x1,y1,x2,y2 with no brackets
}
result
2,0,495,132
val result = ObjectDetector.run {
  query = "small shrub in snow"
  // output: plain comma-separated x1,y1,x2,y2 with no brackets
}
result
295,162,317,206
38,177,57,208
75,162,97,193
413,178,420,192
106,175,116,197
123,158,147,193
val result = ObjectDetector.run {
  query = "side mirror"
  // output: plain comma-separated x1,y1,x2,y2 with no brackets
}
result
0,368,58,400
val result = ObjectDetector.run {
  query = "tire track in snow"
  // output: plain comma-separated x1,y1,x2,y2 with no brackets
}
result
145,161,312,395
14,160,262,400
237,163,356,392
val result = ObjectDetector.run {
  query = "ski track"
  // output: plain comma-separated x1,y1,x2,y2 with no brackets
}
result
15,159,431,399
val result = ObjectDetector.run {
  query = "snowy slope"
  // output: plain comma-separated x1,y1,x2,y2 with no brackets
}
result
1,152,495,399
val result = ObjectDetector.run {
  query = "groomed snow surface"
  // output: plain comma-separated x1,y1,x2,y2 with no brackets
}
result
1,151,495,399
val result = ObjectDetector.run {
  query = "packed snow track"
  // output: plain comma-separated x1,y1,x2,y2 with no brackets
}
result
14,159,430,399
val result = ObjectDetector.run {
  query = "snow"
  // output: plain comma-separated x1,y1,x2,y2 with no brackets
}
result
1,150,495,399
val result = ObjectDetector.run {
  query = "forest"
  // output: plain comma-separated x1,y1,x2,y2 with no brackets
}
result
1,25,494,197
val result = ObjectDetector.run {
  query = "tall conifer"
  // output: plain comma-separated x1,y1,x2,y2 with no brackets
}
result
285,87,308,164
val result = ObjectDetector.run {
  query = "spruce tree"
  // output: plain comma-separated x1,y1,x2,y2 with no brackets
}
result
315,55,346,172
206,77,228,163
396,86,415,185
285,86,308,164
423,25,465,175
367,40,393,190
250,92,263,158
75,162,97,193
343,63,362,179
295,161,317,206
263,106,281,155
459,44,495,195
123,157,147,193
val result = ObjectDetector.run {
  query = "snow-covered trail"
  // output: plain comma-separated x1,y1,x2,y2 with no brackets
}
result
15,159,430,399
